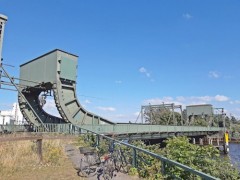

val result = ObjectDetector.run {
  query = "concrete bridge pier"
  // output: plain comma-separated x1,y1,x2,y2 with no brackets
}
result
192,138,196,144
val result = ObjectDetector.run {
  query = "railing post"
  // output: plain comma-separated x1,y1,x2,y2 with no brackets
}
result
96,134,100,146
161,160,166,175
132,148,137,168
36,138,43,162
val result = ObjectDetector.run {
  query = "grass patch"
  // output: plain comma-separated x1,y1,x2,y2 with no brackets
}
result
0,139,67,178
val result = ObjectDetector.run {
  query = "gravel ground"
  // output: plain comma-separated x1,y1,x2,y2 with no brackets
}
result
65,144,140,180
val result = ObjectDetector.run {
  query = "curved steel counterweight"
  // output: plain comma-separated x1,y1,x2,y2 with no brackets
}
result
18,49,114,126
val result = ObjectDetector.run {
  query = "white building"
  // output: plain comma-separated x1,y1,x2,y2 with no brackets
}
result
0,103,25,125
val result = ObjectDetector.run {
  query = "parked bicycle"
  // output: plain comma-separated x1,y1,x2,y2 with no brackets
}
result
77,146,116,179
111,143,131,173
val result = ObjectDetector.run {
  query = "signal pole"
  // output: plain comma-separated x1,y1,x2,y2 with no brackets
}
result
0,14,8,65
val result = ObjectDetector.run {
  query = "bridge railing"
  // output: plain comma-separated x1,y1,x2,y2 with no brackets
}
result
1,123,219,179
1,123,222,135
73,125,219,180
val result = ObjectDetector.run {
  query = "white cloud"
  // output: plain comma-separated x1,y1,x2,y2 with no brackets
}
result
134,112,140,116
144,97,183,106
139,67,147,73
139,67,152,79
115,114,126,118
144,95,230,107
194,96,213,102
209,71,220,78
214,95,229,102
85,99,91,104
183,13,193,20
230,100,240,104
176,96,186,102
43,99,61,117
97,106,116,112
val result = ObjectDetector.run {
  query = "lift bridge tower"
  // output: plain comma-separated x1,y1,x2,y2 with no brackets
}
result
0,14,8,65
0,14,8,87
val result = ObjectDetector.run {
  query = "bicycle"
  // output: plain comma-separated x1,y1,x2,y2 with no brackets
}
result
112,146,131,173
77,146,117,179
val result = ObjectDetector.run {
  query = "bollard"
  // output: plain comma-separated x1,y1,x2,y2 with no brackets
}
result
223,131,229,154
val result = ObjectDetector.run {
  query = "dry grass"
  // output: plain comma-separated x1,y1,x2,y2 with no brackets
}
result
0,137,81,180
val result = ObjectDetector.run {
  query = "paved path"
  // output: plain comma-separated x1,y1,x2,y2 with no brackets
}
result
64,144,139,180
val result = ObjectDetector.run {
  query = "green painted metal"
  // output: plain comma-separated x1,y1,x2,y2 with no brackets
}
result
187,104,213,117
0,14,8,65
132,148,137,167
16,49,222,142
18,49,114,127
60,57,77,81
80,124,222,135
30,123,223,141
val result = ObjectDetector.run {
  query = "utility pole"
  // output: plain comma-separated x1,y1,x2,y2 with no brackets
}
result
0,14,8,66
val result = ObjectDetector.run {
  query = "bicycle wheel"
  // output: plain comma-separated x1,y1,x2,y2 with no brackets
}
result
114,152,129,173
78,155,97,177
103,157,116,179
120,159,130,173
79,165,97,177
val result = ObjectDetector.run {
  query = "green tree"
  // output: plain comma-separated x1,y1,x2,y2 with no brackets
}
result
131,137,240,179
144,107,182,125
162,136,240,179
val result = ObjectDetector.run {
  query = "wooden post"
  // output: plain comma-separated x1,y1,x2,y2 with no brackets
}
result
37,139,43,162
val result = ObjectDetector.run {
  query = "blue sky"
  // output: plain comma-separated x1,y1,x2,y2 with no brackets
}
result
1,0,240,122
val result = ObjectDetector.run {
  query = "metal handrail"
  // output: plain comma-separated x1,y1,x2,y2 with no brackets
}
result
1,123,219,179
73,124,219,180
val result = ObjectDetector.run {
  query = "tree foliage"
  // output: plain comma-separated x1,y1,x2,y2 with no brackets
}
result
162,136,240,179
77,134,240,179
132,137,240,179
144,107,182,125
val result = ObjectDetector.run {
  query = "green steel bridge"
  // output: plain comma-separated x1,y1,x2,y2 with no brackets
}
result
7,49,221,138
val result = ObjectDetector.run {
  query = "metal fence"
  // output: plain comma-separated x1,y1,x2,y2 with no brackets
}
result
0,123,220,179
74,125,219,180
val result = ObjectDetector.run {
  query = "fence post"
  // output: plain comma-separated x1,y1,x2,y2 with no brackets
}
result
132,148,137,168
161,160,166,174
96,134,100,146
36,139,43,162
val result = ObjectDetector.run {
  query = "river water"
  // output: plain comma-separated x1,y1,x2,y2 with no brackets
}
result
229,143,240,169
